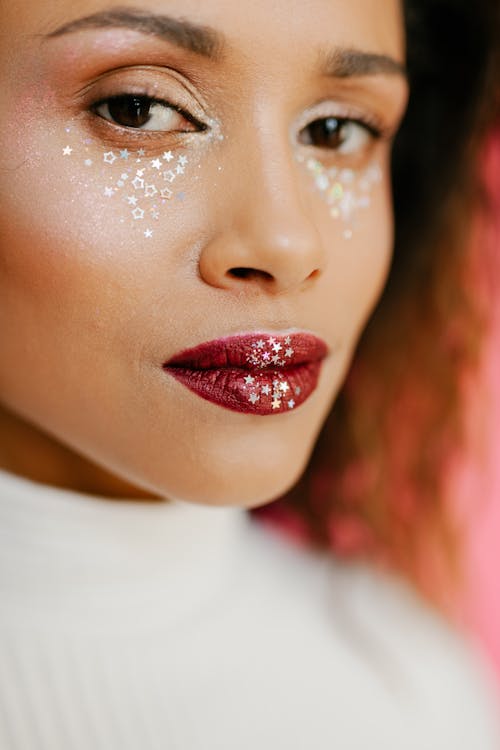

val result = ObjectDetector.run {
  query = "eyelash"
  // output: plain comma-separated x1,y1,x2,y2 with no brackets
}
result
89,92,383,153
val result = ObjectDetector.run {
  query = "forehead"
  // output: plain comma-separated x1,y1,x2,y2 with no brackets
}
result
1,0,406,64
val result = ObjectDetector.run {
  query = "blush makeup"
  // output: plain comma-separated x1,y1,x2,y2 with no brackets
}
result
163,333,328,415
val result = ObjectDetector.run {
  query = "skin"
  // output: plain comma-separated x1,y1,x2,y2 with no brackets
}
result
0,0,408,506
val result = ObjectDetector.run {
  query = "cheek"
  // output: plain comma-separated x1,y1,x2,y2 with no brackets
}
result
301,155,394,346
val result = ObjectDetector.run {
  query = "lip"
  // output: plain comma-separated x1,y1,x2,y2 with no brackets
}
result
162,332,328,415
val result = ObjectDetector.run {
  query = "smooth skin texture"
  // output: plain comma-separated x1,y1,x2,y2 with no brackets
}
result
0,0,408,505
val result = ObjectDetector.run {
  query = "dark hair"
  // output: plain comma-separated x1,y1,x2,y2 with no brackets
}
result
254,0,499,609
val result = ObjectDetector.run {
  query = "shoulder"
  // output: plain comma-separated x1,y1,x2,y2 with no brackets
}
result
243,517,500,748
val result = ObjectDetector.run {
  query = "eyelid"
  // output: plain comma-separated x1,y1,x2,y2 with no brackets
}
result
291,99,389,141
90,93,206,131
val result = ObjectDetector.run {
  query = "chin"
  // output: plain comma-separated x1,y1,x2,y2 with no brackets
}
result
126,427,317,510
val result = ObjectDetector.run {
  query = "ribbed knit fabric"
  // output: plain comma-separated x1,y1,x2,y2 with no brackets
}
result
0,466,499,750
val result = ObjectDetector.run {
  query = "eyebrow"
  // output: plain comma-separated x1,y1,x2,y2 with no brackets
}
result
320,48,407,79
45,7,407,79
45,7,223,59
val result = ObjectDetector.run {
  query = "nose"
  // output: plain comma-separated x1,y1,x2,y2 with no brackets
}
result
198,140,325,295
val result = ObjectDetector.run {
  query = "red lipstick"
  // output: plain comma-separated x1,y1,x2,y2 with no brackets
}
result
163,333,328,415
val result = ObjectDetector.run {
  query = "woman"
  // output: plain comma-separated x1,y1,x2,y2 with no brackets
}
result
0,0,498,747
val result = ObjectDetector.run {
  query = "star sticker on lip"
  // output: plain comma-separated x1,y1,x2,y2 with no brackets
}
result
244,375,255,385
272,398,282,410
248,393,260,404
261,385,271,396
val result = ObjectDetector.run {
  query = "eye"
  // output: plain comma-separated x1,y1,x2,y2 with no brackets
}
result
298,117,374,154
93,94,200,132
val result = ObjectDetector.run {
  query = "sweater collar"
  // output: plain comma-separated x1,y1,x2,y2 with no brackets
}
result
0,466,251,632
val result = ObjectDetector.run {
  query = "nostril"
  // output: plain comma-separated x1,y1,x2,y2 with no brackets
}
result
228,267,274,282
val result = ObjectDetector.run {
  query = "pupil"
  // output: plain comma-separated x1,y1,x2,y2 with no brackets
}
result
107,96,152,128
308,117,342,148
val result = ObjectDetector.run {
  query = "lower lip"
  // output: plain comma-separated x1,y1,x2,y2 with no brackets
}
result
164,360,323,415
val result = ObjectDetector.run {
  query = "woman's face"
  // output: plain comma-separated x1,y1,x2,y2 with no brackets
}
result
0,0,407,505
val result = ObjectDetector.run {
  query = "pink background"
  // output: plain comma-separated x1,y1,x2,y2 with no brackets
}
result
455,129,500,680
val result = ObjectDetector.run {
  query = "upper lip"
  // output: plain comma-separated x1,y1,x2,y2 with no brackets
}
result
164,332,329,370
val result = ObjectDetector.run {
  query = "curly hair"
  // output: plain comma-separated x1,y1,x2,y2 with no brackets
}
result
253,0,500,610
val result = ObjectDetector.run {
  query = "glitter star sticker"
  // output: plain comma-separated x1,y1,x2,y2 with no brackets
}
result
244,375,255,386
120,149,130,160
279,382,290,393
163,170,176,183
249,393,260,405
272,398,282,410
160,187,173,199
103,151,117,164
163,151,174,162
261,385,271,396
144,184,158,197
132,177,145,190
178,155,188,166
287,400,296,409
132,207,145,220
126,196,138,206
103,187,114,197
144,229,153,238
151,158,162,170
285,348,293,358
62,146,73,156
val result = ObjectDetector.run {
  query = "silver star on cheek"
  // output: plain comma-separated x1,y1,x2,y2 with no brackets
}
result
244,375,255,386
160,187,173,199
144,228,153,238
120,149,130,160
120,173,129,181
104,187,115,197
248,392,259,404
163,151,174,162
163,170,177,183
132,177,145,190
103,151,117,164
126,196,138,206
151,158,162,170
137,149,146,157
136,169,145,177
178,155,188,166
176,164,185,175
62,146,73,156
132,207,145,220
144,184,158,197
84,159,92,166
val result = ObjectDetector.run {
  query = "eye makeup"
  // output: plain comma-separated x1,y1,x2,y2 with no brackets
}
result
60,127,192,238
296,153,382,238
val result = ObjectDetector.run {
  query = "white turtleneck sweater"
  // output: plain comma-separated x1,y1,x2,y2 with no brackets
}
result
0,466,499,750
